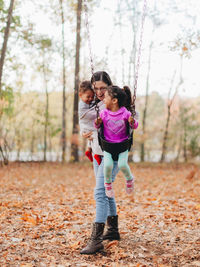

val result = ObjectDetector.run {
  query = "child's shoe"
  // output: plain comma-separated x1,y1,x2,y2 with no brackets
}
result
94,154,102,165
126,179,134,194
85,150,93,162
105,183,114,198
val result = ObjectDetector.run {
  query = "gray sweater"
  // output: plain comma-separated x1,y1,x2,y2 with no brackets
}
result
78,100,105,155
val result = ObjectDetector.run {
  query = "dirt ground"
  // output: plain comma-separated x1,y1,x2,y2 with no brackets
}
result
0,162,200,267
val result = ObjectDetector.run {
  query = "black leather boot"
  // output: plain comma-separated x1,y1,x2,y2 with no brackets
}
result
80,222,105,254
103,215,120,240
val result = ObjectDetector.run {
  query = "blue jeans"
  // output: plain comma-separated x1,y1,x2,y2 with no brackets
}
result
93,156,119,223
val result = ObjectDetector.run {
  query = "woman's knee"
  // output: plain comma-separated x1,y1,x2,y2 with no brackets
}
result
94,186,106,200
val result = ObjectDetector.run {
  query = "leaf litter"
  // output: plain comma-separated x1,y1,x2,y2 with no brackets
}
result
0,162,199,266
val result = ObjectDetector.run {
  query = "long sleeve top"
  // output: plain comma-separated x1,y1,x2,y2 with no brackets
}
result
78,100,105,155
96,106,138,143
78,100,96,135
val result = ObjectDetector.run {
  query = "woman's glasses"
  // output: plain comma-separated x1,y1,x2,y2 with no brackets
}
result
93,87,107,92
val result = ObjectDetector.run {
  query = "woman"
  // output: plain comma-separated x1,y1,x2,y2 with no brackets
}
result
80,71,120,255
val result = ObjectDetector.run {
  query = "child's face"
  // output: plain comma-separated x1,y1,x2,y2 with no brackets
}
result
103,91,114,109
80,90,94,104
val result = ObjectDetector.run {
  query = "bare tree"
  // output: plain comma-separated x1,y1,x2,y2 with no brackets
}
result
59,0,67,162
71,0,82,162
140,38,153,162
42,49,50,161
161,30,200,162
0,0,15,165
0,0,15,94
160,56,183,162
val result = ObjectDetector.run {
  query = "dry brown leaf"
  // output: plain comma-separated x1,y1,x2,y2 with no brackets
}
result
1,162,199,266
186,170,196,180
106,240,119,249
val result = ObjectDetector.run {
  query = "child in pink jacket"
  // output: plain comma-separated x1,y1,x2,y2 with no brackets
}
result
95,85,138,198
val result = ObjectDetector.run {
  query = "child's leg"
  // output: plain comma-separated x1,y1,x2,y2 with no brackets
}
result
104,151,114,198
85,140,93,162
94,154,102,165
118,150,134,194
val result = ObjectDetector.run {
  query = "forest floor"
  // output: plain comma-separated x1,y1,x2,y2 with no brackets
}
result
0,162,200,267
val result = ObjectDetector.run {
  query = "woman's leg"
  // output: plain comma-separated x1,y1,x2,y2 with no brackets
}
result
94,156,109,223
80,157,106,255
103,161,121,241
107,161,119,216
94,157,119,223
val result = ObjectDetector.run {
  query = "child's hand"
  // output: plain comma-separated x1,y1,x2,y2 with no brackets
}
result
95,117,103,126
82,131,93,141
128,116,139,129
128,116,134,125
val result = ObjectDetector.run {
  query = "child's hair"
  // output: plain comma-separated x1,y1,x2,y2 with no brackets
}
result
107,85,133,111
79,80,93,94
91,71,113,86
123,86,133,113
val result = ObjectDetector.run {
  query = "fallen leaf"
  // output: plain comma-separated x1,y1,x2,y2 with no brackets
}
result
106,240,119,249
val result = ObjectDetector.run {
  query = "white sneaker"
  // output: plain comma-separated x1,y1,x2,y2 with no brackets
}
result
126,179,134,194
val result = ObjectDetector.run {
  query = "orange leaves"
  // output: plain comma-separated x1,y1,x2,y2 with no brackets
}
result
186,169,196,180
106,240,119,249
0,162,200,266
195,204,200,211
21,213,42,226
69,241,81,250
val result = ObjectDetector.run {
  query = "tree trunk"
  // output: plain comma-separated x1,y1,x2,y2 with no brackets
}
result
160,56,183,162
0,0,15,95
0,139,9,165
160,104,171,162
59,0,67,162
175,134,182,163
183,123,187,162
140,40,153,162
71,0,82,162
16,132,21,161
42,55,49,162
125,0,137,86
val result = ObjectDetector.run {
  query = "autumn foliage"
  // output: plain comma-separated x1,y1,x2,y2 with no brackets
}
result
0,162,200,266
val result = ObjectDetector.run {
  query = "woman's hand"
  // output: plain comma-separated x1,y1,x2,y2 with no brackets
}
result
82,131,93,141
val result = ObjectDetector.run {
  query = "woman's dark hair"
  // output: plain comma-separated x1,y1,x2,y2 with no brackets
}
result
91,71,113,86
107,85,133,111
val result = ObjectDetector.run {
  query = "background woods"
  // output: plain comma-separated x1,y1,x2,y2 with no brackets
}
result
0,0,200,164
0,1,200,266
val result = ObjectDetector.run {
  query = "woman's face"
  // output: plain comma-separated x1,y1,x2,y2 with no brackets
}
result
93,81,107,101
